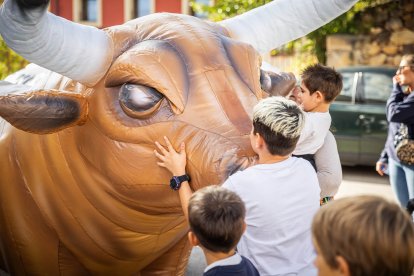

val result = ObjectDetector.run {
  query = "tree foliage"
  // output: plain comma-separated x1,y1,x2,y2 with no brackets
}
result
0,37,29,80
190,0,272,22
0,0,29,80
191,0,390,64
306,0,397,63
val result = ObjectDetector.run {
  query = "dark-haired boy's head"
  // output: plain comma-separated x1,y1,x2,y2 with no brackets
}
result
301,64,343,103
188,186,246,253
252,96,304,156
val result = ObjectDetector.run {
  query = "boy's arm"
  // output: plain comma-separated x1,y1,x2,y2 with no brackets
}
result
154,136,192,220
314,131,342,198
294,112,316,155
177,182,192,220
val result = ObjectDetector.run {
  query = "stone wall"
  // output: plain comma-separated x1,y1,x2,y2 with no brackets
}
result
327,0,414,68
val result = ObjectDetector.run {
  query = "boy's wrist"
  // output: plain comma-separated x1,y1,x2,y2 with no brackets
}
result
172,170,186,176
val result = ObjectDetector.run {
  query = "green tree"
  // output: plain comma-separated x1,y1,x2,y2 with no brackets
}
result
0,0,29,80
0,36,29,80
191,0,387,64
190,0,272,22
306,0,397,63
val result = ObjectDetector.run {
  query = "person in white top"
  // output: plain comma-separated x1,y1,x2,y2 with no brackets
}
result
260,64,343,204
289,64,343,170
222,96,320,276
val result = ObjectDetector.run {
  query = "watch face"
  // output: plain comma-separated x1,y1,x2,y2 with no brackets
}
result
170,177,180,190
169,175,189,190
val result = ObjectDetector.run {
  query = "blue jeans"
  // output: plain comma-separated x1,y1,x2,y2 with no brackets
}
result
388,158,414,207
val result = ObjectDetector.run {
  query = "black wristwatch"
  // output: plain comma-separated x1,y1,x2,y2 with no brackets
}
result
170,174,190,190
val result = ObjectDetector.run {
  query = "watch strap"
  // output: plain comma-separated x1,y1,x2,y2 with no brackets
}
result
176,174,190,183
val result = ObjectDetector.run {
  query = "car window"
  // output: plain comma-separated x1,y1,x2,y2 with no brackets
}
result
361,72,393,103
336,72,355,102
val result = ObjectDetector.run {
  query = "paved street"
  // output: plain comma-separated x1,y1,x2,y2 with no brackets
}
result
185,165,395,275
337,166,394,201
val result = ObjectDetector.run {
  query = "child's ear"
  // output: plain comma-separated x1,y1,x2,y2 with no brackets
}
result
242,221,247,233
188,231,200,247
336,256,351,276
314,91,325,102
256,133,265,149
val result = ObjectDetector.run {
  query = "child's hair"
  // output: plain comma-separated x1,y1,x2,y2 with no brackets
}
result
312,196,414,276
252,96,304,156
188,186,246,253
301,64,343,102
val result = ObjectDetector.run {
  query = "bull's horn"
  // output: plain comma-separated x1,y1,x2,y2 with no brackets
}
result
220,0,358,54
0,0,112,86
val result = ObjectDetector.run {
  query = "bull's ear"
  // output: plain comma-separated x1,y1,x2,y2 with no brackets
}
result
0,81,88,134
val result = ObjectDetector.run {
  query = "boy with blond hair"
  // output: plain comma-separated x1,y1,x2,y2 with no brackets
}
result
221,96,320,275
155,96,320,275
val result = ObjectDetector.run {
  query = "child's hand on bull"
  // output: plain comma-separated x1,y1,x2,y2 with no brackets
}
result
154,136,187,176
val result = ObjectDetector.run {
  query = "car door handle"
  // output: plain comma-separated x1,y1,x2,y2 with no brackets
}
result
357,115,375,133
358,114,375,122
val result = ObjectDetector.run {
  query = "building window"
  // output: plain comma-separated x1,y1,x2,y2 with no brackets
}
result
73,0,102,26
134,0,151,18
82,0,97,21
124,0,154,22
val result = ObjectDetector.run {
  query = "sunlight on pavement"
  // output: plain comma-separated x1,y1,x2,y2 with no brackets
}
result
336,166,396,202
337,180,396,202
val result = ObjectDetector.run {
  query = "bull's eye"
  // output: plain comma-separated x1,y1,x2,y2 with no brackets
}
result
119,83,164,118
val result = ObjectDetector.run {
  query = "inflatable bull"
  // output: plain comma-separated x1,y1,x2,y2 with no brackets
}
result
0,0,355,274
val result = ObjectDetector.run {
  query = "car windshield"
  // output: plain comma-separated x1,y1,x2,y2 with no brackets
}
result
336,72,355,102
361,72,393,103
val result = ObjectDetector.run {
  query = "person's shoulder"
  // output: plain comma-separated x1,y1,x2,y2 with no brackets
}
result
306,111,331,119
203,256,260,276
291,157,319,179
291,156,315,167
241,256,260,275
222,167,252,189
228,165,257,179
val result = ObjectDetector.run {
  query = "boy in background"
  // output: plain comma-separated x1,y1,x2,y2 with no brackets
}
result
263,64,343,204
290,64,343,170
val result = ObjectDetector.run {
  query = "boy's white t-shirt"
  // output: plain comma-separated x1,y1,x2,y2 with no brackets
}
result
222,157,320,276
293,112,331,155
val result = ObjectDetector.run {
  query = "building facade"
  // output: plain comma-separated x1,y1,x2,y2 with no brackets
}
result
49,0,211,28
